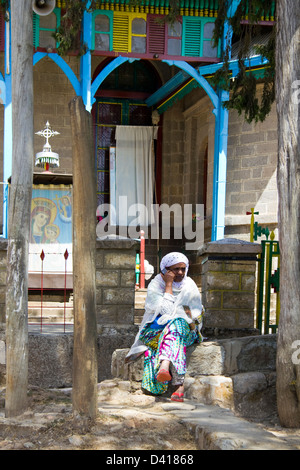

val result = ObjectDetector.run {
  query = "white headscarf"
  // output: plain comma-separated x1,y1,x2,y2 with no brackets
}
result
160,252,189,289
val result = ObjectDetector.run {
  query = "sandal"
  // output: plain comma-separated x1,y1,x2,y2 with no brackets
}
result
171,392,184,402
156,368,172,382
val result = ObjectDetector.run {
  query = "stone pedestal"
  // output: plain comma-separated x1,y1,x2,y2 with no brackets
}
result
95,236,140,379
198,238,261,335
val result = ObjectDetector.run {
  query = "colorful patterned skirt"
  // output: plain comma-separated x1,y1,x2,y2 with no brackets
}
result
139,317,201,395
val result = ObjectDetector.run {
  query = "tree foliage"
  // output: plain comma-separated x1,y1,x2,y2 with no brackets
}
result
53,0,98,56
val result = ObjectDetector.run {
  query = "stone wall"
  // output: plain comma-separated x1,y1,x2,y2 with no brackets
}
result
0,237,140,384
225,85,278,238
179,85,278,241
160,101,185,209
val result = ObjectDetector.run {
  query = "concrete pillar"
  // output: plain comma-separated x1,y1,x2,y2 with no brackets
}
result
96,237,139,327
95,237,140,378
198,238,261,337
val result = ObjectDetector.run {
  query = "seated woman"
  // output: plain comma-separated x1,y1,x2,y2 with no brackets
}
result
126,252,204,402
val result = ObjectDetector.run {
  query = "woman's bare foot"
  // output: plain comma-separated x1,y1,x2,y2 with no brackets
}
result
174,384,184,395
157,360,172,382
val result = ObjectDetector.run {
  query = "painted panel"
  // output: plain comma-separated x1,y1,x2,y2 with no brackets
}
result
30,186,72,245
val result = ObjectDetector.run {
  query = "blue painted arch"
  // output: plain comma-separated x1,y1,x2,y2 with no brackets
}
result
32,52,221,118
162,59,219,111
33,52,81,96
90,56,220,112
90,56,139,106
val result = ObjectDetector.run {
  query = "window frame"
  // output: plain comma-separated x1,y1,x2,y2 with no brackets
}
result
92,10,114,52
131,16,147,54
33,7,61,50
166,19,183,56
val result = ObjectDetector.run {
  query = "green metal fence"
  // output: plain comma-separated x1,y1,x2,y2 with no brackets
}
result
256,235,280,334
247,209,280,334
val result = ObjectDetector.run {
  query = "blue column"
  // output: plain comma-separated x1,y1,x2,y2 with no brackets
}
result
3,15,12,239
211,89,229,241
80,4,93,111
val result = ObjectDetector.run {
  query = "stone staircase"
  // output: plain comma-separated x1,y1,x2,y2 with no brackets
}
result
112,334,278,421
28,288,145,326
134,288,147,325
28,294,74,325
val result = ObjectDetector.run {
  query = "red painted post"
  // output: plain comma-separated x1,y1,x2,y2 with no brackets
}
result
64,249,69,333
40,250,45,333
140,230,145,288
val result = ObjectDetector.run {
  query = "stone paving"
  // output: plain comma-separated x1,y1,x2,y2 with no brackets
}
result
0,378,300,450
97,378,300,451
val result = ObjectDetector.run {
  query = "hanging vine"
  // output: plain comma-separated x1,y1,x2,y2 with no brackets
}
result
53,0,98,56
211,0,276,123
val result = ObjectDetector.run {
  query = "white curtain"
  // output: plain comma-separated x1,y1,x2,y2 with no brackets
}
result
114,125,158,226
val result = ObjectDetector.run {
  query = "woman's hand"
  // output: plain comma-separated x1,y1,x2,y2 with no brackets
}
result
183,306,196,330
161,269,175,294
162,269,176,285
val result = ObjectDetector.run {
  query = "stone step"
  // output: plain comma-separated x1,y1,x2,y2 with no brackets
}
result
186,334,277,376
28,317,74,324
28,301,74,323
183,370,277,420
113,335,277,380
111,334,278,420
134,289,147,307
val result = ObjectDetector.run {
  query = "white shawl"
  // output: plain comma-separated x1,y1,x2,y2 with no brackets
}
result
125,274,203,362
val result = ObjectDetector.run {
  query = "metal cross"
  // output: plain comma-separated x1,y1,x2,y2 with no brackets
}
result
35,121,60,150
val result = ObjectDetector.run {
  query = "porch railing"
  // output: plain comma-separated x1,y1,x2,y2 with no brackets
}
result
28,249,73,333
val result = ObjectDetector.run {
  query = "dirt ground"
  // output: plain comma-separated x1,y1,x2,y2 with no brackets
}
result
0,380,300,451
0,383,198,451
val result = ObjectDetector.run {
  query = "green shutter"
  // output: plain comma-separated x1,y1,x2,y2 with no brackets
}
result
33,12,39,48
182,17,202,57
